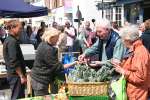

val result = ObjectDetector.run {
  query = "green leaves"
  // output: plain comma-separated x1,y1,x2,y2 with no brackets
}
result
68,64,113,82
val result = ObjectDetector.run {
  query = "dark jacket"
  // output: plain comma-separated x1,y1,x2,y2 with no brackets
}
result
3,34,26,75
31,42,64,84
99,30,120,60
141,29,150,53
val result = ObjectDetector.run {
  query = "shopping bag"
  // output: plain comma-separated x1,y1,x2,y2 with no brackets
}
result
111,75,127,100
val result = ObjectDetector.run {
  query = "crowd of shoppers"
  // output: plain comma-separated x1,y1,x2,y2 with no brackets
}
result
1,18,150,100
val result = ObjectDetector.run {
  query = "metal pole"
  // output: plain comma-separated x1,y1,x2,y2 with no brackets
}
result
102,0,104,18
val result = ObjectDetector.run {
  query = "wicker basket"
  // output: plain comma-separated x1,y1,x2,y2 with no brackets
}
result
67,81,109,96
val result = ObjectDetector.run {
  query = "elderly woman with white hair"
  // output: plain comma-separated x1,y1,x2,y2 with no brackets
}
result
112,25,150,100
31,28,77,96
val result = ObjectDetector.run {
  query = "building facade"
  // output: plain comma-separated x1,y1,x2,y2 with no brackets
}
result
143,0,150,21
116,0,143,25
25,0,149,27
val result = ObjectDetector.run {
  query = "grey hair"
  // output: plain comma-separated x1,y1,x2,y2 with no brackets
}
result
96,18,112,29
120,25,139,42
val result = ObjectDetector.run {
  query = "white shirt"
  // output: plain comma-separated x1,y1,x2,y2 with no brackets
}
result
65,27,75,46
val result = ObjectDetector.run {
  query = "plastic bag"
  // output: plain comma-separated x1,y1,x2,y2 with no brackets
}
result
111,75,127,100
62,53,75,74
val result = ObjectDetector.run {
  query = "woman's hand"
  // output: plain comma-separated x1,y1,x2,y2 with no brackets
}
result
111,61,125,75
64,61,78,69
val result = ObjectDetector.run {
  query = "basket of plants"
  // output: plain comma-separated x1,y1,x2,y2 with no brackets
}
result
66,63,114,96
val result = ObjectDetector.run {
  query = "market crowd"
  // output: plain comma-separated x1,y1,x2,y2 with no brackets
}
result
1,18,150,100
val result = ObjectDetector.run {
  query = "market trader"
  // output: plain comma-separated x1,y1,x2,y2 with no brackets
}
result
3,20,27,100
78,18,126,80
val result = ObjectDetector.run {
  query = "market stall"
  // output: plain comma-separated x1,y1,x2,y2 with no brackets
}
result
0,0,48,18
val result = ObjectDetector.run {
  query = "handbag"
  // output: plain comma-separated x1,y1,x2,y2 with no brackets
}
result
111,75,127,100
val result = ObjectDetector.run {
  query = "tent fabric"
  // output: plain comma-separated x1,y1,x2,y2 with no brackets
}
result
0,0,48,18
116,0,142,5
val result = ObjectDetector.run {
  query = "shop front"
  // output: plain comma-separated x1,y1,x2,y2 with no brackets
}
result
117,0,143,24
143,0,150,21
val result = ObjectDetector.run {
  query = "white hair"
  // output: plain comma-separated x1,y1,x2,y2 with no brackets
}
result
42,27,60,43
120,25,139,42
96,18,112,29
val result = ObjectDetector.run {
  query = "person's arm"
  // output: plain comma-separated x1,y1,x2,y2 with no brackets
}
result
101,39,126,67
57,34,63,47
16,67,27,84
7,41,26,84
44,47,77,70
112,39,126,61
124,51,149,85
64,61,78,69
83,38,100,57
113,52,149,85
65,28,76,39
8,41,24,76
84,39,90,47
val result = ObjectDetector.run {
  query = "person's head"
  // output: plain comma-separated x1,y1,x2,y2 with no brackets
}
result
111,21,118,30
96,19,112,40
21,21,25,28
124,21,130,26
144,19,150,31
120,25,139,48
26,25,33,36
139,23,145,33
85,21,90,29
7,20,22,38
52,22,58,29
65,21,70,28
42,28,61,45
40,21,46,28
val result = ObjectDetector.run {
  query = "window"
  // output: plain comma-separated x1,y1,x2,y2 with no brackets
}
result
51,0,64,9
105,8,113,22
54,0,58,8
115,7,122,27
104,5,123,27
58,0,64,7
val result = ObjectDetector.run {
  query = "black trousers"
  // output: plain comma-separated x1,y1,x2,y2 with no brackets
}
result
7,75,25,100
31,78,59,96
31,78,49,96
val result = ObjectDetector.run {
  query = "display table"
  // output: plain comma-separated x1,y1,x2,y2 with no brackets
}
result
0,66,32,95
18,95,110,100
69,96,109,100
18,95,54,100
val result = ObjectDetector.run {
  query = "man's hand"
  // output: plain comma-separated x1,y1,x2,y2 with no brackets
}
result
88,61,102,68
78,54,86,62
20,75,27,84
